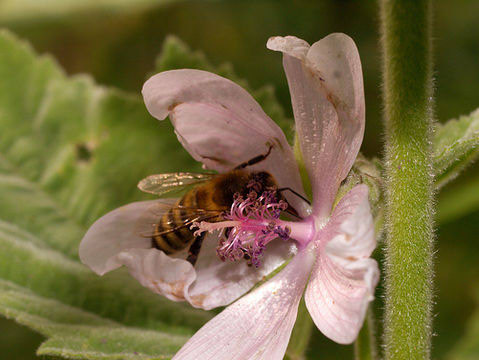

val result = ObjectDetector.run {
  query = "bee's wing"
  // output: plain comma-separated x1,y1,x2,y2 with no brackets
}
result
137,172,216,197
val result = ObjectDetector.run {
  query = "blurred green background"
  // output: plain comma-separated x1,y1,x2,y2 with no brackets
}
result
1,0,478,359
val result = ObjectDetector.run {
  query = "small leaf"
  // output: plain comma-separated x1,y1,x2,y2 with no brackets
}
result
155,35,294,141
434,109,479,188
0,29,212,359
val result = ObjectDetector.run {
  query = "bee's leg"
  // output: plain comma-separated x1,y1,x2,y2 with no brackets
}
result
234,144,273,170
277,187,311,206
186,233,205,266
277,187,311,220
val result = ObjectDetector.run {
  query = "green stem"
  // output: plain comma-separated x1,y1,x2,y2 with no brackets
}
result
380,1,434,359
354,308,379,360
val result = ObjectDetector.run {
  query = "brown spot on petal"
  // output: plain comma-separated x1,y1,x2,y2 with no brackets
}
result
190,294,207,307
346,256,358,261
169,282,187,298
151,279,187,300
168,102,182,111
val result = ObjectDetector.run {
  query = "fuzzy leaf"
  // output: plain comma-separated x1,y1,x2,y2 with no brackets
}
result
434,109,479,188
155,35,294,141
0,280,188,360
0,29,212,359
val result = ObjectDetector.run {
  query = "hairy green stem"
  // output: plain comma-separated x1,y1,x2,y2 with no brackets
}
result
380,1,435,359
354,308,379,360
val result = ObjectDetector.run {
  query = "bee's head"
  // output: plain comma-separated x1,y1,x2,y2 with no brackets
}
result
248,171,277,193
248,171,304,220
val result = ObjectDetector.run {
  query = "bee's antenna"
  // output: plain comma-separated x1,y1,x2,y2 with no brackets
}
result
284,207,302,220
277,187,311,206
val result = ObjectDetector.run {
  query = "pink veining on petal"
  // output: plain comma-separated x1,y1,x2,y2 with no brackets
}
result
269,33,365,219
173,248,315,360
305,185,379,344
325,184,376,259
185,232,295,310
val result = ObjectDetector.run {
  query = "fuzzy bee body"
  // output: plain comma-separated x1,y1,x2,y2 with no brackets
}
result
144,170,278,264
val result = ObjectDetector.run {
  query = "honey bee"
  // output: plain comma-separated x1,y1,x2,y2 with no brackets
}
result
137,147,307,266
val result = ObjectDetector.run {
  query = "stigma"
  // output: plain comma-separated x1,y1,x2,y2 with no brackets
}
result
192,189,291,267
192,188,317,267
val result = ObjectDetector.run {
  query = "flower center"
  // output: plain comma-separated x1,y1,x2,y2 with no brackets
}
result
192,188,291,267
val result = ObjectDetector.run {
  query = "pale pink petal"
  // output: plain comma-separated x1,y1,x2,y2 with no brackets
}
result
79,199,297,308
79,200,196,302
325,185,376,260
185,233,295,310
268,34,365,219
267,36,309,60
304,185,379,344
142,70,307,215
79,199,175,275
173,248,315,360
114,248,196,302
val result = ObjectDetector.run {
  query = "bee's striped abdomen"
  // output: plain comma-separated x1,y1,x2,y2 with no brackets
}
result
152,189,198,254
151,179,231,256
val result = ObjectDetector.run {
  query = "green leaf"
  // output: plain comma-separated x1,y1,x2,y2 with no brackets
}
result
434,108,479,188
0,280,187,360
437,171,479,224
0,29,212,359
0,0,177,23
446,289,479,360
155,35,294,142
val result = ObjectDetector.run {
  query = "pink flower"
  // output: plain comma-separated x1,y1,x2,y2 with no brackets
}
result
79,32,379,359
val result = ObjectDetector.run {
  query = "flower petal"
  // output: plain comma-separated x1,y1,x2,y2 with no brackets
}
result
142,69,307,215
173,248,315,360
79,200,196,302
268,34,365,219
326,184,376,260
267,35,309,60
114,248,196,302
79,200,296,308
185,233,295,310
304,185,379,344
79,200,175,275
